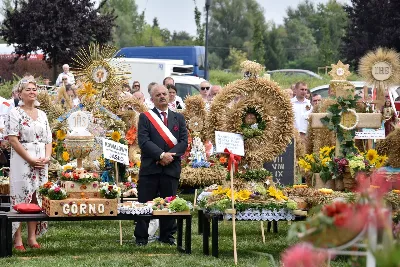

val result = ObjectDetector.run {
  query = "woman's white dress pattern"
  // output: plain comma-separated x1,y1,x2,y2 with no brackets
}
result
5,107,52,236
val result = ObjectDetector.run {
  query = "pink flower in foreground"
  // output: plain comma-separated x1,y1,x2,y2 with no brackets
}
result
281,243,328,267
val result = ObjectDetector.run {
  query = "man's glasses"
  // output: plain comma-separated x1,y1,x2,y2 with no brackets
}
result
201,87,210,91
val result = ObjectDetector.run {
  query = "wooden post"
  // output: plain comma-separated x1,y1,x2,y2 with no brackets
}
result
229,162,238,265
260,222,265,244
115,161,123,246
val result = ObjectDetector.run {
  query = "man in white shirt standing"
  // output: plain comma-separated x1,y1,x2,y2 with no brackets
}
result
291,82,312,141
56,64,75,86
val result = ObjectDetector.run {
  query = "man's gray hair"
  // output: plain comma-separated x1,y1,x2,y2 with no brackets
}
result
62,64,69,69
150,84,167,97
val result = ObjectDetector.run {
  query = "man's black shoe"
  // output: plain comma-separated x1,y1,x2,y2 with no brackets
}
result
135,241,148,246
157,238,176,246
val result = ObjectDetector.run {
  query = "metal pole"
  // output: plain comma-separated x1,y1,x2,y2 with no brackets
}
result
204,0,211,81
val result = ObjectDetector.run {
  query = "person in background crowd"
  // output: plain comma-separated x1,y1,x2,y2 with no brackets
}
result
6,79,52,251
199,80,211,102
291,82,312,142
134,84,188,246
167,84,185,111
42,77,50,86
163,77,174,87
133,91,145,103
305,89,311,100
67,85,80,107
132,81,141,93
144,82,158,109
209,85,221,100
311,94,322,107
56,64,75,86
283,88,294,99
120,83,132,98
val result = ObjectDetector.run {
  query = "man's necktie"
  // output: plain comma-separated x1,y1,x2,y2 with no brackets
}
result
161,111,168,126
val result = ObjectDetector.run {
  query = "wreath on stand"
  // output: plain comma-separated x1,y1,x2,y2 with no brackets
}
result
206,61,294,169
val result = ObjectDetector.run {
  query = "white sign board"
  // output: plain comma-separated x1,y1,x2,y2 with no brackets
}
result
215,131,245,156
102,138,129,165
355,122,385,139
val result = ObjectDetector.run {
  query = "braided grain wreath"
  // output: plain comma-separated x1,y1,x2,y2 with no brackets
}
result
206,61,294,169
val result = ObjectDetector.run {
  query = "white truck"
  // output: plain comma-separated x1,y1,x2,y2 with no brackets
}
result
110,58,205,99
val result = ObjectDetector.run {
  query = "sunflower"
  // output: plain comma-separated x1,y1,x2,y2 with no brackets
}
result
111,131,121,142
366,149,379,164
56,130,66,141
62,151,70,162
237,189,252,201
375,155,388,168
226,189,239,200
52,147,56,155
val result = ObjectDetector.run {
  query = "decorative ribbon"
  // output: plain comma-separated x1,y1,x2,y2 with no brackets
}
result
224,148,241,173
57,103,84,122
144,111,177,149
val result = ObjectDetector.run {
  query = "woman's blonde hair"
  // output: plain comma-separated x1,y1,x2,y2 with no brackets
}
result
18,78,37,93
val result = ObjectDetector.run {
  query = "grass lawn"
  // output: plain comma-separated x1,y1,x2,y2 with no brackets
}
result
0,195,352,267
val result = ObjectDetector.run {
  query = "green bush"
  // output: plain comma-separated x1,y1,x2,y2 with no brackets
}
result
210,70,330,90
0,75,21,99
209,70,242,86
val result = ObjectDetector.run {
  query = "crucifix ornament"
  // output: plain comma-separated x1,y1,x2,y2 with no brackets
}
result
310,61,382,157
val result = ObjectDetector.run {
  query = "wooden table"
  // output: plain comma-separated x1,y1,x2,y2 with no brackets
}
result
0,211,192,257
202,212,306,258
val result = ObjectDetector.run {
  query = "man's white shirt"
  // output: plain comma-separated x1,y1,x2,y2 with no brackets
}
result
56,72,75,86
291,96,313,134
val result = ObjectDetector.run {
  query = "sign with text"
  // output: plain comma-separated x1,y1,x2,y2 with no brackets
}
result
263,139,295,186
215,131,245,156
355,122,385,139
102,139,129,165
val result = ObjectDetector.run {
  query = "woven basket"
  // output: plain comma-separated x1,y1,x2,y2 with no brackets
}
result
0,184,9,195
343,166,357,191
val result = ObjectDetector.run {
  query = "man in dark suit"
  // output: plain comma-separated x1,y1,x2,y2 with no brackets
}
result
134,84,188,246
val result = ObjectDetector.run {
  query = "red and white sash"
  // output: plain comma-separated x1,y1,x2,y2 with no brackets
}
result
144,110,178,149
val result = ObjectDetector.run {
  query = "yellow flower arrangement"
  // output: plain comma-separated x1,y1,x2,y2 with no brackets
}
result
77,82,98,98
318,188,333,194
319,146,335,160
293,184,308,189
212,186,229,196
298,158,311,172
52,147,56,155
226,188,239,200
56,130,66,141
268,186,288,201
111,131,121,142
375,155,388,168
237,189,252,201
321,157,331,167
366,149,379,164
136,161,141,168
63,165,73,171
62,151,70,162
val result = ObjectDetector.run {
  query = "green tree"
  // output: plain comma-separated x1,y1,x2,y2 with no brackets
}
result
343,0,400,68
209,0,265,67
170,31,195,46
101,0,141,48
251,20,265,65
226,47,247,72
193,3,205,45
0,0,116,81
208,52,223,70
263,24,286,70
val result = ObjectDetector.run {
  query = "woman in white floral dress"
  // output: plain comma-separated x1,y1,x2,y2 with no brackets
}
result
5,79,52,251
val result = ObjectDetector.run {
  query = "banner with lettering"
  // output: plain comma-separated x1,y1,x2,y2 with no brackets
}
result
263,139,295,186
102,138,129,165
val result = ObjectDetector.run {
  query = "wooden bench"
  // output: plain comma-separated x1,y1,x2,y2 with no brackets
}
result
0,211,192,257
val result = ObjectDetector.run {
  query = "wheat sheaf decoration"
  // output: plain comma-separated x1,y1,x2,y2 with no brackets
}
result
359,47,400,105
206,60,294,169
